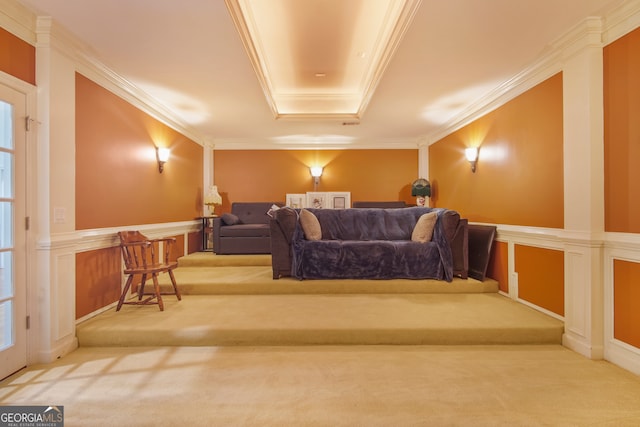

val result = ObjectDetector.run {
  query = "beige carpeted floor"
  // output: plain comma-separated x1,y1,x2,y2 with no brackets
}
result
2,253,640,426
2,345,640,426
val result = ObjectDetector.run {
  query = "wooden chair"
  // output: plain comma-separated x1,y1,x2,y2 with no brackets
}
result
117,231,182,311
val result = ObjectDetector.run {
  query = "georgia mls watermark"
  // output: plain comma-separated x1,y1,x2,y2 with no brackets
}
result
0,406,64,427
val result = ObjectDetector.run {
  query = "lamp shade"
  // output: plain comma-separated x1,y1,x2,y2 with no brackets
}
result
204,185,222,205
411,178,431,197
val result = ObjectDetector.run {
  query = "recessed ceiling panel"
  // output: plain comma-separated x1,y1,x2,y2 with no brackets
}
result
226,0,422,120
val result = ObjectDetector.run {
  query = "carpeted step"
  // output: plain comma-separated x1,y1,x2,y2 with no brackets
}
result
159,266,500,295
178,252,272,267
76,293,563,347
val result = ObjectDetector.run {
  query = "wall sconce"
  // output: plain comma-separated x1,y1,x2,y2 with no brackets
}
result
310,166,323,190
465,147,479,173
204,185,222,216
156,147,170,173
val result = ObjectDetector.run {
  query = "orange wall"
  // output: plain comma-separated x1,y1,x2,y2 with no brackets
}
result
76,247,122,319
188,230,202,253
0,27,35,85
604,26,640,351
613,260,640,348
604,27,640,233
213,149,418,211
75,73,204,230
429,74,564,228
515,245,564,316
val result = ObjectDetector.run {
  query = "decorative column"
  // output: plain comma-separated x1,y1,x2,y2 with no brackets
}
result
560,18,605,359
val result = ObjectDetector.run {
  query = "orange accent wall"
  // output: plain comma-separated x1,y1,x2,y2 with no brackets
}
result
613,259,640,348
429,74,564,228
487,240,509,293
188,231,202,253
76,247,121,319
515,244,564,316
169,234,185,262
0,27,35,85
604,27,640,233
213,149,417,210
75,73,204,230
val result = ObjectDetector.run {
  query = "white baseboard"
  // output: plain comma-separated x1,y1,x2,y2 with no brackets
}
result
563,332,604,360
605,340,640,376
36,335,78,364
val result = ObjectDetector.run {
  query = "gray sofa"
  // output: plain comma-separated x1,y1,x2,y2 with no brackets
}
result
352,201,407,208
270,207,469,280
213,202,283,254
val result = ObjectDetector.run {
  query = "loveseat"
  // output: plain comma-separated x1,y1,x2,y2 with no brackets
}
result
270,207,468,281
213,202,283,254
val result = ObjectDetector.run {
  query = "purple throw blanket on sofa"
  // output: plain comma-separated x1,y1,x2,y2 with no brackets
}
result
291,207,453,281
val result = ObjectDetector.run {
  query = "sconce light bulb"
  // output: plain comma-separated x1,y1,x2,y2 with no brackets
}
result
464,147,478,162
310,166,323,178
157,147,170,162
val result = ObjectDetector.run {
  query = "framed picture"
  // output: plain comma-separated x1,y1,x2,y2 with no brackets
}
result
306,192,328,209
330,192,351,209
286,193,306,209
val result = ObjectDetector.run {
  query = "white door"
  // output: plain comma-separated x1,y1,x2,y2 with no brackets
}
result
0,84,27,380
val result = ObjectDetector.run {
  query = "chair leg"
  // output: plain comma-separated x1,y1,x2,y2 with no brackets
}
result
151,273,164,311
138,274,148,300
117,274,134,311
168,269,181,301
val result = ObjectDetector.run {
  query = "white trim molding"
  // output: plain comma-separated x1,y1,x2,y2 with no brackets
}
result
603,234,640,376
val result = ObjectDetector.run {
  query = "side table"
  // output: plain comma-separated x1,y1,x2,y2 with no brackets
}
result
201,216,216,251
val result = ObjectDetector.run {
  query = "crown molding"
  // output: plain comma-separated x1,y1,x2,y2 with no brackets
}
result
212,136,420,150
422,48,563,145
422,14,613,146
0,0,36,45
602,0,640,45
224,0,279,118
33,17,208,148
421,1,640,147
225,0,421,121
356,0,422,119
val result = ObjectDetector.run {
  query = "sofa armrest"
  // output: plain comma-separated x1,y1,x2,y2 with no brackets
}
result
212,217,223,253
269,207,298,279
270,219,290,279
451,219,469,279
468,224,496,281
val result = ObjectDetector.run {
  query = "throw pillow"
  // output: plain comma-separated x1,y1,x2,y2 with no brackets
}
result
300,209,322,240
411,211,437,243
221,212,240,225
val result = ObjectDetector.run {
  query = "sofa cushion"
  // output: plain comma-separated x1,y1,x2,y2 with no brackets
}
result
293,239,447,280
411,211,437,242
300,209,322,240
222,212,240,225
218,223,270,238
307,207,442,241
231,202,283,225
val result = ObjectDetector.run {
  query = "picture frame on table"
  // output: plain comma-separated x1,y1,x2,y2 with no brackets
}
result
306,192,328,209
285,193,306,209
329,192,351,209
